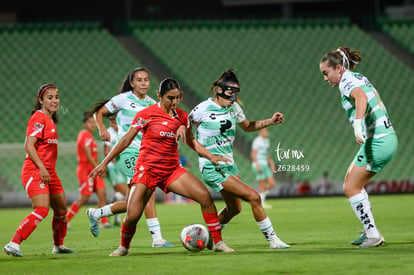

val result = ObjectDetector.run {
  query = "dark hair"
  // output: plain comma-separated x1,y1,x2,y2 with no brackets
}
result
31,83,59,123
82,111,93,122
320,46,361,71
210,69,243,105
91,67,150,115
159,78,181,96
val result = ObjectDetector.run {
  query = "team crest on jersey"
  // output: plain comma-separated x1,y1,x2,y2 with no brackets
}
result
229,108,236,118
133,117,152,127
34,123,44,130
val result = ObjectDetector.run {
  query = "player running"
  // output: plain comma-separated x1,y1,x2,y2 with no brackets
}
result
90,78,234,256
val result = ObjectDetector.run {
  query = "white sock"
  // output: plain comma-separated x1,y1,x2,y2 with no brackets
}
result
93,204,114,220
349,192,379,238
256,217,278,242
146,218,163,241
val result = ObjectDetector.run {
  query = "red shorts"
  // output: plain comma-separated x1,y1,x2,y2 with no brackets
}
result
21,168,64,198
131,163,187,192
77,164,106,196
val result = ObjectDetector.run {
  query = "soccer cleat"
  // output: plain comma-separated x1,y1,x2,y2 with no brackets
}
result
3,243,23,257
86,208,99,237
52,245,76,254
350,231,366,245
359,236,384,248
269,238,290,249
152,239,174,248
109,246,128,256
213,240,235,252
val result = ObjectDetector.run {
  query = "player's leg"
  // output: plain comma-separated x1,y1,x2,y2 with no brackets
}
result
4,194,50,257
67,194,90,223
95,187,110,226
222,175,289,249
168,172,234,252
50,192,75,254
110,183,152,256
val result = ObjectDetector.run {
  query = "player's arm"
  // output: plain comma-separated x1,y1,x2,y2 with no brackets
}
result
94,106,111,142
251,148,261,172
237,112,284,132
83,144,97,168
24,136,50,184
185,128,230,166
350,88,368,144
268,153,276,172
90,126,138,178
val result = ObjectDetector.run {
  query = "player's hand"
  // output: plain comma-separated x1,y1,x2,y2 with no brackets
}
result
176,125,186,144
211,155,231,166
39,166,51,184
89,163,107,179
256,163,262,173
99,129,111,142
353,118,366,145
271,112,284,125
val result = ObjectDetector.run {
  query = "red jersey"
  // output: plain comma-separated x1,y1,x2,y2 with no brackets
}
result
22,110,58,171
131,103,189,172
77,130,98,165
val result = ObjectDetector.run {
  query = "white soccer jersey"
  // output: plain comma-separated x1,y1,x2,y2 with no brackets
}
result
189,98,246,170
252,136,270,165
339,71,395,139
103,126,118,149
105,91,156,150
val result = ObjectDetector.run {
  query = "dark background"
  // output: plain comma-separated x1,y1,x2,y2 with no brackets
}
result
0,0,410,32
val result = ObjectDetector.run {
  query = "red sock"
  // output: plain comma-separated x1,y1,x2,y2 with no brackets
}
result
12,207,49,244
66,203,80,222
202,211,222,244
120,221,136,249
101,217,109,224
52,211,67,246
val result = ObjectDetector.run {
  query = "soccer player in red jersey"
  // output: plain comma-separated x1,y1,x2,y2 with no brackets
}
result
3,84,75,257
66,112,110,227
91,78,234,256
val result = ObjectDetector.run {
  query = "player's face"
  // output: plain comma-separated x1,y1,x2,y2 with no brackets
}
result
83,117,96,133
130,70,150,98
160,89,182,111
40,88,60,115
319,61,341,87
259,128,268,138
216,84,240,107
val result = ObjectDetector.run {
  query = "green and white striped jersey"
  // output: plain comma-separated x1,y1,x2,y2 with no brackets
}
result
251,136,270,165
105,91,156,151
339,71,395,139
189,98,246,171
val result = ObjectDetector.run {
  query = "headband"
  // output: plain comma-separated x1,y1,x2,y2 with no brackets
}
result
39,84,56,98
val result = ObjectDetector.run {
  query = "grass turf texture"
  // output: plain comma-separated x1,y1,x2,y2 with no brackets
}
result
1,194,413,274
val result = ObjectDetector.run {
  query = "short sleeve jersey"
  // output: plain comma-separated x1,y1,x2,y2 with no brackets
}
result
339,71,395,139
131,103,189,171
22,110,58,171
252,136,270,165
77,130,98,164
105,91,156,151
189,98,246,171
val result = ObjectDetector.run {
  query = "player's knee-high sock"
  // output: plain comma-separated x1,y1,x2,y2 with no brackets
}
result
146,218,163,241
349,192,379,238
52,211,67,246
202,211,222,244
66,203,80,222
120,221,136,249
257,217,278,242
12,207,49,245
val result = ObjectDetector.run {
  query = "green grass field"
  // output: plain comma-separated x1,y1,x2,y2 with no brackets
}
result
1,195,413,274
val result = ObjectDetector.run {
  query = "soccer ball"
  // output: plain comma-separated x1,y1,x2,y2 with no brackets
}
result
180,223,210,252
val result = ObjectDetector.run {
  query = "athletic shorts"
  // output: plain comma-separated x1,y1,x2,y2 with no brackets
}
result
115,150,139,183
21,168,64,198
107,162,127,186
201,164,240,193
77,164,106,196
131,163,187,192
353,133,398,173
251,163,273,181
